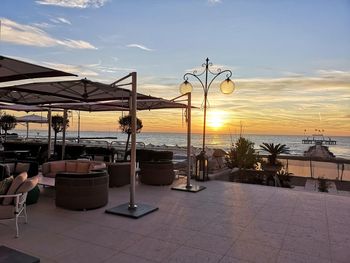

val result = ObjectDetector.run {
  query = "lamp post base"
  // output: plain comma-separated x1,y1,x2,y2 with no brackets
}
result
105,203,158,219
171,183,206,193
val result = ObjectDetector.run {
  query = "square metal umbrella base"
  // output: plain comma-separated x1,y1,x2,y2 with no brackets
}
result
171,184,206,193
105,203,158,219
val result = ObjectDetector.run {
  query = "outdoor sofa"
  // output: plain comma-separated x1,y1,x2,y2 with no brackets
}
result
42,160,106,178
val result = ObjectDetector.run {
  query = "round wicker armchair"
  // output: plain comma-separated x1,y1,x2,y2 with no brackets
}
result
55,171,109,210
139,161,175,186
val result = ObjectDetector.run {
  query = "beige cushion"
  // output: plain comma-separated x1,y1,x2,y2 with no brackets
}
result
3,172,27,205
0,205,15,219
4,163,15,174
16,176,39,194
66,162,77,172
76,162,90,173
15,163,30,174
50,161,66,174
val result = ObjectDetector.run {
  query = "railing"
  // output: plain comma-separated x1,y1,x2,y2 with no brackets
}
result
272,155,350,181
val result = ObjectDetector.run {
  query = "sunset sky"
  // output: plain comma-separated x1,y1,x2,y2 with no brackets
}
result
1,0,349,136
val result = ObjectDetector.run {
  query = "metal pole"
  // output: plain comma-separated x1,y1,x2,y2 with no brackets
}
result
129,72,137,209
62,109,67,160
202,58,209,151
77,111,81,143
186,92,192,189
47,109,52,160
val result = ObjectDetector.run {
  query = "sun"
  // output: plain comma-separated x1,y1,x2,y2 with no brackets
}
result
207,111,225,130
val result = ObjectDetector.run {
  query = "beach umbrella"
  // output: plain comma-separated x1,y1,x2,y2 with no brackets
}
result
16,114,47,138
0,55,76,83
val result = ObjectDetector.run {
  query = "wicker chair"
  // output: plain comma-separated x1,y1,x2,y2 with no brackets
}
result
55,171,109,210
107,162,130,187
139,161,175,185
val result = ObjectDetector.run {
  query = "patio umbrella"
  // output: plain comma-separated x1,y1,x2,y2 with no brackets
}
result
16,114,47,139
0,55,76,83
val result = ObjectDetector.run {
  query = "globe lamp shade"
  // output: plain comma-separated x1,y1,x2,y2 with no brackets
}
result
180,80,193,94
220,78,235,94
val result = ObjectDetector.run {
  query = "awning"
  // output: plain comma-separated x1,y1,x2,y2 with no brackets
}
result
0,55,76,83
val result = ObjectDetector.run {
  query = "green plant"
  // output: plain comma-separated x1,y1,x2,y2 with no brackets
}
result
276,169,293,188
225,137,260,172
51,115,69,153
318,177,331,192
118,115,143,161
0,114,17,141
260,143,289,166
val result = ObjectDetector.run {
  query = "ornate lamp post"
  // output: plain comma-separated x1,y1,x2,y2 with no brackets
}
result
180,58,235,180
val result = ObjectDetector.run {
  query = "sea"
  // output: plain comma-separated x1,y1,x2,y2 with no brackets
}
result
15,130,350,160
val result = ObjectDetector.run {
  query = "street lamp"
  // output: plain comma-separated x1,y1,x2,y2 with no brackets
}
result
180,58,235,180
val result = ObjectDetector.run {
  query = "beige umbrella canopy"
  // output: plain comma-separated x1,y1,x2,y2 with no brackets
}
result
16,114,48,139
0,55,76,83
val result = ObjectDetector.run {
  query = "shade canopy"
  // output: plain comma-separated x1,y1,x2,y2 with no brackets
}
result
16,114,47,124
0,77,160,105
0,55,76,83
49,97,189,112
0,102,49,112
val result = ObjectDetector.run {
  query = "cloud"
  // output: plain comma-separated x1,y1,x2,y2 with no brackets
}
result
126,44,154,52
0,18,96,49
35,0,108,8
50,17,71,25
208,0,222,5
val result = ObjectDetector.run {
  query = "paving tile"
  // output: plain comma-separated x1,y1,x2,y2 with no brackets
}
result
285,224,329,242
199,221,244,239
123,236,180,262
148,224,198,245
55,243,117,263
282,235,331,260
167,246,222,263
184,232,235,255
277,249,331,263
246,218,288,235
61,222,142,251
103,252,154,263
219,256,251,263
331,242,350,263
225,239,279,263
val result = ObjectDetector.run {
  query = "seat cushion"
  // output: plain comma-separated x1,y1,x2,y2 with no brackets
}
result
50,161,66,174
2,172,27,205
15,163,30,174
16,176,39,194
76,162,91,173
66,162,77,172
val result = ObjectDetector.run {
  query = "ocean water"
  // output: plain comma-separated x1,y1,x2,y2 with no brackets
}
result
16,130,350,159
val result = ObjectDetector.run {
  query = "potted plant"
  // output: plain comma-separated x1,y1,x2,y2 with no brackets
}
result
0,114,17,141
318,177,331,192
118,115,143,161
51,115,69,155
225,137,261,183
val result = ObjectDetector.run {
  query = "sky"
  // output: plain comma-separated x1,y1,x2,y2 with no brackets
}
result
0,0,349,136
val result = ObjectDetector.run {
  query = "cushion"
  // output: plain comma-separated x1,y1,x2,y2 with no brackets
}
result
76,162,91,173
66,162,77,172
15,163,30,174
4,163,15,174
2,172,28,205
0,176,14,194
16,176,39,194
50,161,66,174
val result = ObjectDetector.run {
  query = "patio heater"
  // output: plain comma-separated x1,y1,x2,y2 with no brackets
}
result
180,58,235,181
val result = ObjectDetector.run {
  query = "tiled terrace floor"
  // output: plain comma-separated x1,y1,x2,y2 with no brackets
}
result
1,179,350,263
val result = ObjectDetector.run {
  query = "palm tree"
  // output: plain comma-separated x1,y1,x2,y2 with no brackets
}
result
51,115,69,154
260,143,289,166
0,114,17,141
118,115,143,161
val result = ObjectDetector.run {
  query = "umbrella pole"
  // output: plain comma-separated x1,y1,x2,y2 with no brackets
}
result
26,123,29,139
62,109,67,160
47,109,52,161
105,72,158,218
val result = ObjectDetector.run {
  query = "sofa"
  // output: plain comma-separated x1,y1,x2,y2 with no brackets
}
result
106,162,130,187
42,160,106,178
0,161,40,205
55,171,109,210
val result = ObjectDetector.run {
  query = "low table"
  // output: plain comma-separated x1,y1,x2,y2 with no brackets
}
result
37,173,55,187
0,246,40,263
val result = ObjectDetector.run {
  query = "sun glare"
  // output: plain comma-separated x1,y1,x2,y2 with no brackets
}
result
208,111,226,130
